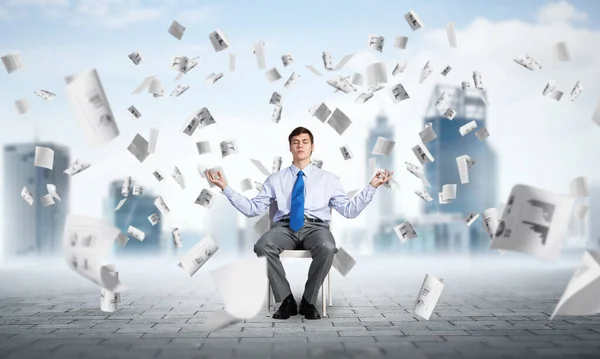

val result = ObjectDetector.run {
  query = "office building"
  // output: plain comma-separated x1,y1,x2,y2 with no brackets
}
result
407,213,471,253
587,185,600,250
422,85,499,251
2,142,70,257
107,180,162,255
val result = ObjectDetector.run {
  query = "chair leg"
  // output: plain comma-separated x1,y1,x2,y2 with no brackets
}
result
322,273,328,318
328,272,332,307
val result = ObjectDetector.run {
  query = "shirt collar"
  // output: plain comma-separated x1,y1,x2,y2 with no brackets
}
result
290,163,315,177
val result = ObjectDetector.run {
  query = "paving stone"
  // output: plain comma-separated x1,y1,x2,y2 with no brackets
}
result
2,256,600,358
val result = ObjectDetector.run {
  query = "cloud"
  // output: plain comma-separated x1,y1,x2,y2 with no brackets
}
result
6,0,68,6
175,5,219,25
0,0,217,28
73,6,164,28
536,0,588,24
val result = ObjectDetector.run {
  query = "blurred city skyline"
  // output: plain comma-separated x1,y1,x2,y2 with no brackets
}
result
0,0,599,258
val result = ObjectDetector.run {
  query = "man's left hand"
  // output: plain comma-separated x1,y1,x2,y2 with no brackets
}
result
370,169,394,188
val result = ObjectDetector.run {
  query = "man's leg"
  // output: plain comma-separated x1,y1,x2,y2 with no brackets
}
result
254,224,298,302
299,223,337,305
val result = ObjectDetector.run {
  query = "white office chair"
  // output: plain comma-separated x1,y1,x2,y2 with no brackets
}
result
265,202,333,318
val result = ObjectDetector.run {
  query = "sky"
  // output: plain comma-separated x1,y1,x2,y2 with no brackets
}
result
0,0,599,245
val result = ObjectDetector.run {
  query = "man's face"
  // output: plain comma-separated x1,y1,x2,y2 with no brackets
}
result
290,133,314,160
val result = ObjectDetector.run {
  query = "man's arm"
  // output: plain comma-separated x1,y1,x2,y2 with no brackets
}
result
222,175,275,218
329,176,377,219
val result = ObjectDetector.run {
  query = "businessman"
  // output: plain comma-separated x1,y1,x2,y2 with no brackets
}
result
206,126,393,320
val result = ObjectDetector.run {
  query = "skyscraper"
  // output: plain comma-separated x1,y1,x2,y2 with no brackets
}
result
107,180,162,255
365,112,396,253
422,85,498,251
2,143,70,257
587,185,600,250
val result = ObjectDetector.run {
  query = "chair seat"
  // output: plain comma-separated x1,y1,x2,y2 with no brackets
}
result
280,250,311,258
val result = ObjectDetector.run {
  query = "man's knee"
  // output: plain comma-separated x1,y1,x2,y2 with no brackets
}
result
254,231,281,256
316,232,337,256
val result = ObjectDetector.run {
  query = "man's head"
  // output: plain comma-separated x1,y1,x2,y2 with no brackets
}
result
288,126,314,161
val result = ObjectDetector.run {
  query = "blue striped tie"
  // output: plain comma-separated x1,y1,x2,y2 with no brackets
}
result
289,170,305,232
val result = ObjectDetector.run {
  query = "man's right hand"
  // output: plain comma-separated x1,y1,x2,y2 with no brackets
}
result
205,169,227,190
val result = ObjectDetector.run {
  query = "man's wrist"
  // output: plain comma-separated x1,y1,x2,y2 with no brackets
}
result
221,185,232,196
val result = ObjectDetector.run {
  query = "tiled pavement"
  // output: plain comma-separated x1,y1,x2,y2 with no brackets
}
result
1,253,600,359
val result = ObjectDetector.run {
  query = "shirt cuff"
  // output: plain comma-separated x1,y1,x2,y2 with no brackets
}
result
365,183,377,198
222,186,234,198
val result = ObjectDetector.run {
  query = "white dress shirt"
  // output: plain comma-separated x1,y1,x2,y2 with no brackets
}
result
222,163,377,222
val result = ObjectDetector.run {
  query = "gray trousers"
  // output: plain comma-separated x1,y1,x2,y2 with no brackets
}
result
254,221,337,305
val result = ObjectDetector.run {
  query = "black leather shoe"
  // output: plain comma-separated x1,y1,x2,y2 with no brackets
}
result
299,297,321,320
272,294,298,320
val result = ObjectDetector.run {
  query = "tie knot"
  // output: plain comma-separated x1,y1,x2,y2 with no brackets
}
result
298,170,304,177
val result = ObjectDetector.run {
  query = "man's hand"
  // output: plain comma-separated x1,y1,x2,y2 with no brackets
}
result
370,169,394,188
205,169,227,190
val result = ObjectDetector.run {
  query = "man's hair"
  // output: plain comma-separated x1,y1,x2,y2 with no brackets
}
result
288,127,314,145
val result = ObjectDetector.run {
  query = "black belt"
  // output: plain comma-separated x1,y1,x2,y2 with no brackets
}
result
279,216,324,223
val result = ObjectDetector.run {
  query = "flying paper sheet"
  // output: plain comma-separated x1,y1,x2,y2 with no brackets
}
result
419,123,437,144
446,23,457,48
465,213,480,227
128,51,142,65
2,52,25,74
100,264,121,312
201,257,267,331
415,190,433,202
21,186,34,206
281,53,293,67
15,98,29,114
220,140,239,158
394,222,418,244
178,236,219,277
368,35,384,52
394,36,408,49
63,215,125,292
551,251,600,319
64,159,91,176
195,189,216,208
569,176,590,197
168,20,186,40
65,69,119,146
554,41,570,62
309,103,332,123
371,137,395,156
332,247,356,277
340,145,353,160
404,10,424,31
208,29,230,52
414,274,444,320
491,184,575,261
327,108,352,135
172,228,183,248
34,146,54,169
